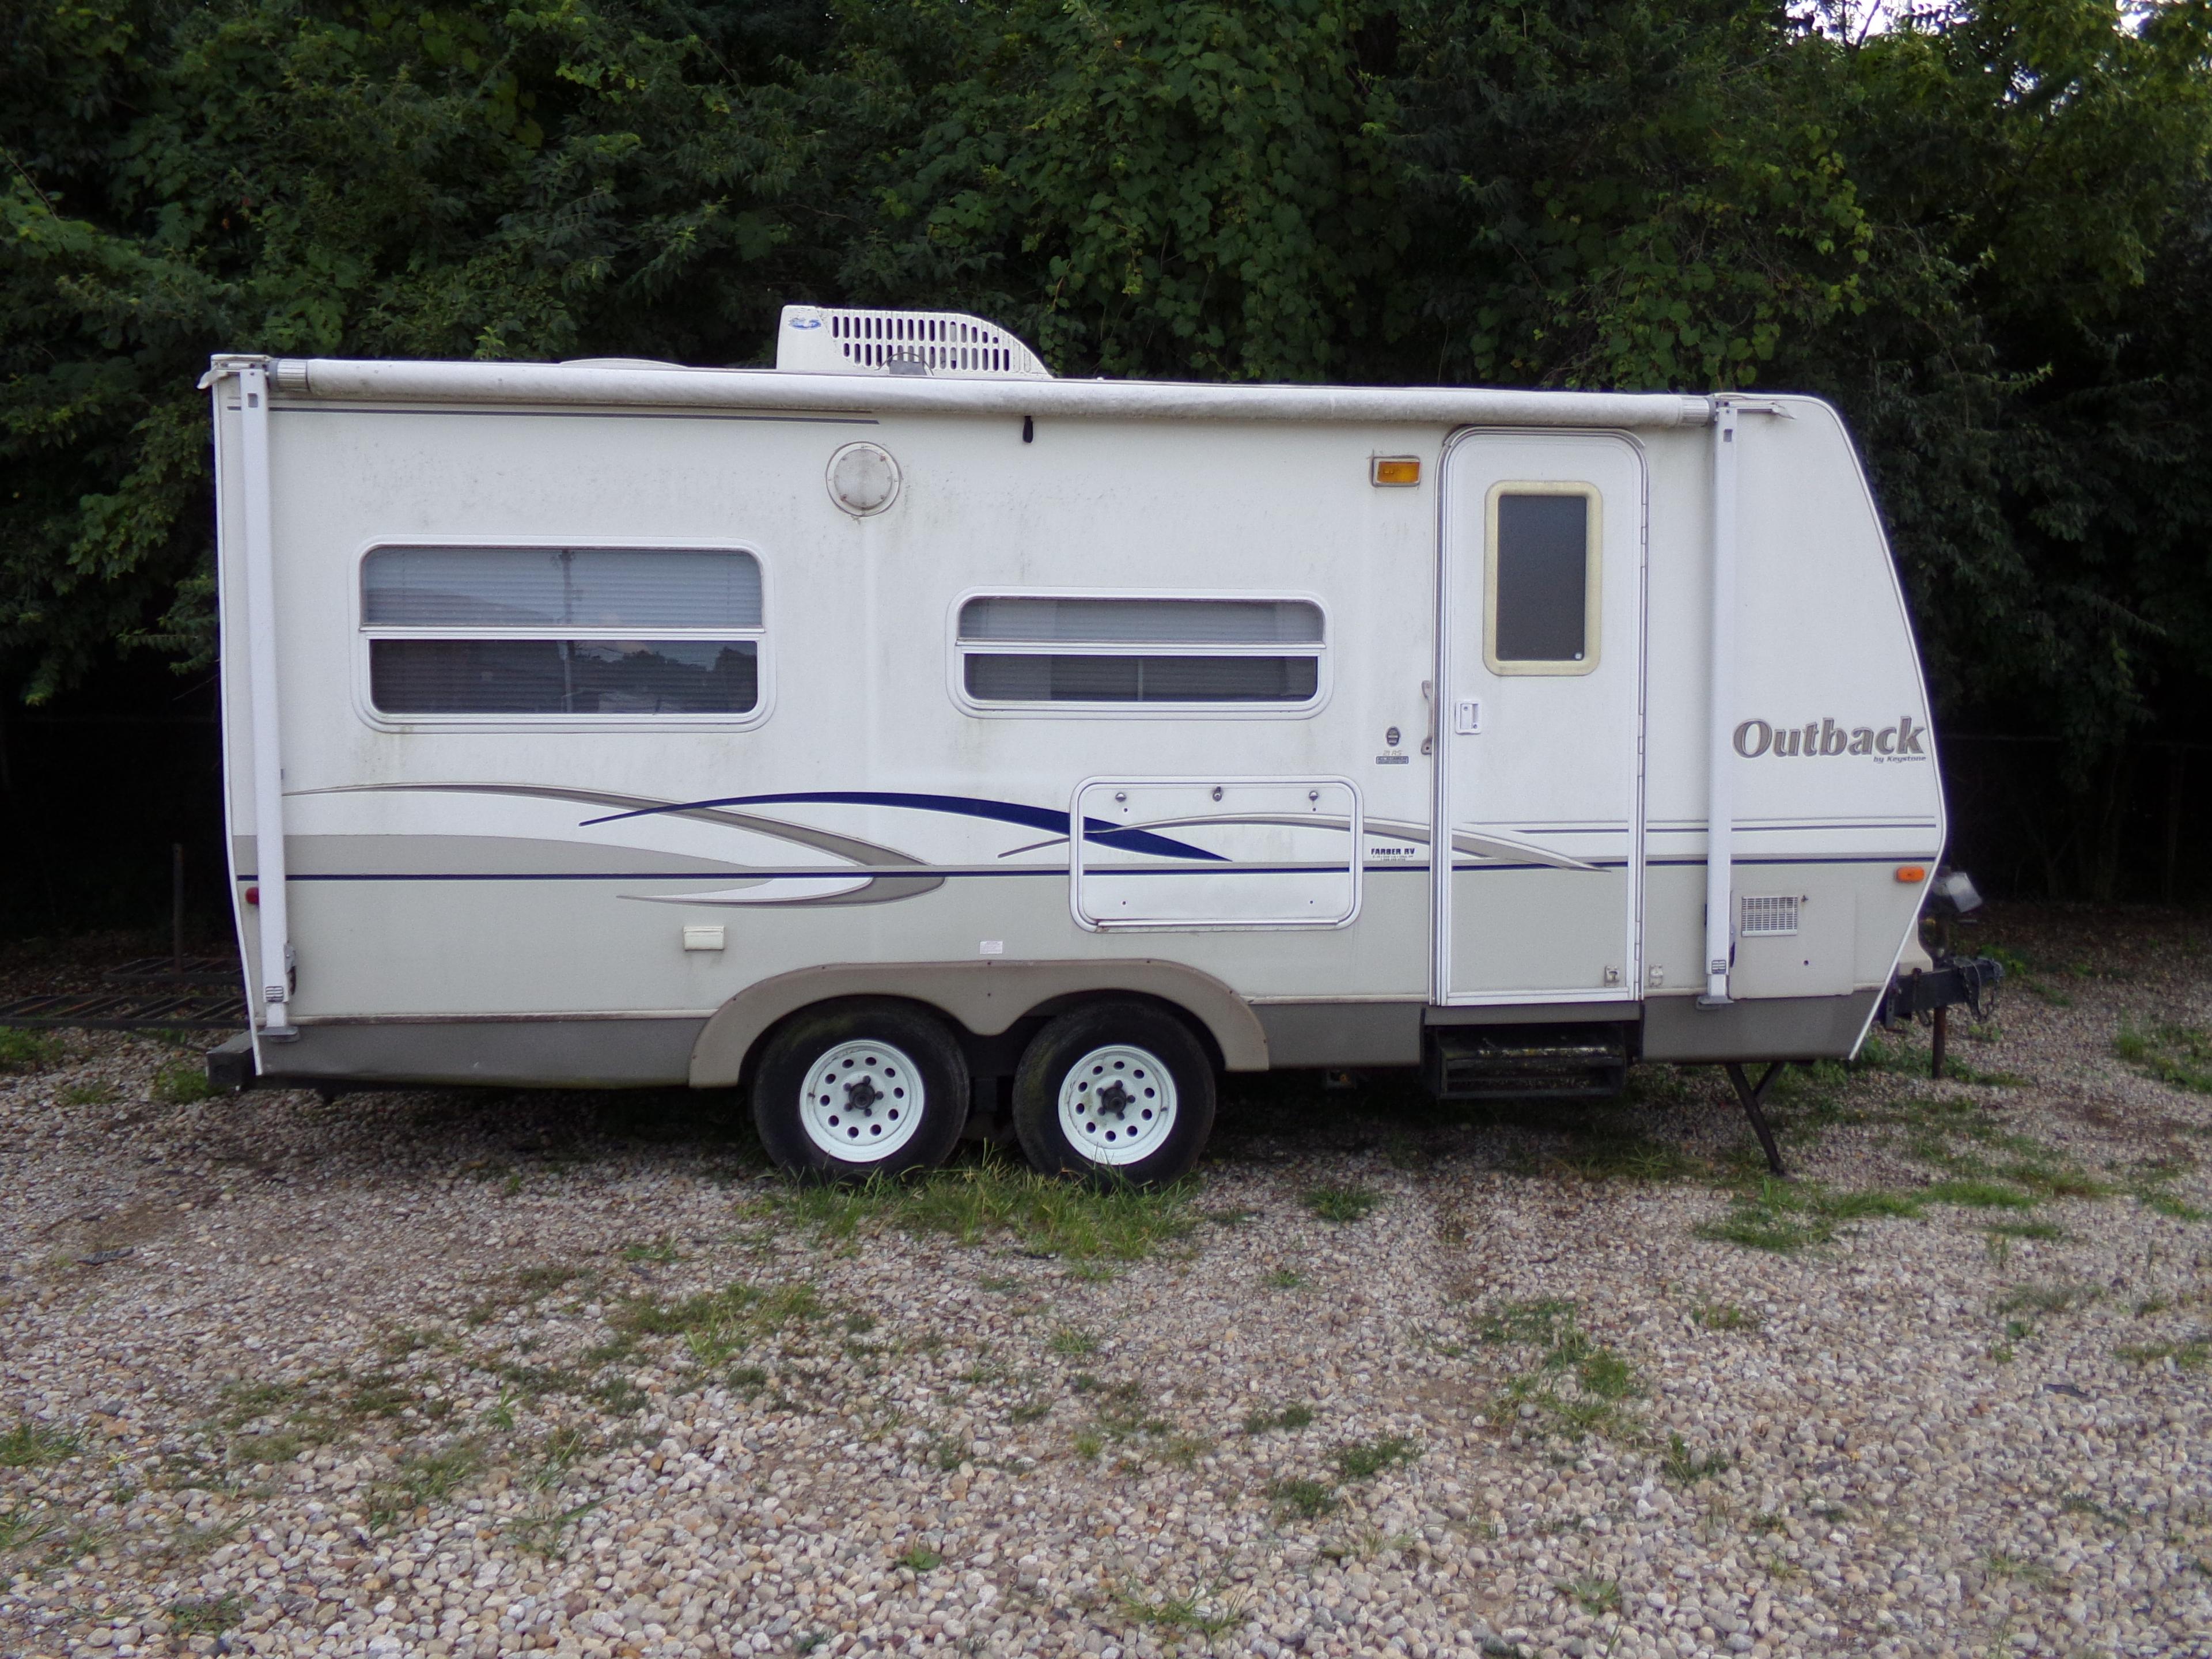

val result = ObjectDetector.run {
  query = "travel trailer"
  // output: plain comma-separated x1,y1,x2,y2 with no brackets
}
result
202,305,1950,1183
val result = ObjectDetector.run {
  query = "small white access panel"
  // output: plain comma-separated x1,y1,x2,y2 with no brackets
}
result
1071,778,1361,930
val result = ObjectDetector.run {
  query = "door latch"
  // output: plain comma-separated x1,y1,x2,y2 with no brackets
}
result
1453,698,1482,735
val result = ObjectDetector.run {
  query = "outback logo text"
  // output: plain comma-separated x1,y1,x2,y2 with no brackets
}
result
1734,717,1927,759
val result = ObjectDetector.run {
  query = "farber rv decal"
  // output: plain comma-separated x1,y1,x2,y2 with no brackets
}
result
1734,716,1929,759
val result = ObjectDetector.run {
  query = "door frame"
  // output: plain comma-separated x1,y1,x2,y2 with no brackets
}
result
1430,426,1650,1006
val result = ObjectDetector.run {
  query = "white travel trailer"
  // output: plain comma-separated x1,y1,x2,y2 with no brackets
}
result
203,305,1946,1183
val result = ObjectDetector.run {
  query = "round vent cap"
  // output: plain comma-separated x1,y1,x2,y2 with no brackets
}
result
827,442,902,517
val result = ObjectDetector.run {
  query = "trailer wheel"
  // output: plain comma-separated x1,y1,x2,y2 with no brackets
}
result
1012,1001,1215,1186
752,1000,968,1180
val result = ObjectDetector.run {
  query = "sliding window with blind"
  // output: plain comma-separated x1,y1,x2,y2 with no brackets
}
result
955,596,1327,711
360,546,764,720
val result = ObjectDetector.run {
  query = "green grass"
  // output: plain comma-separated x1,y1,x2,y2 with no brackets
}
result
1264,1476,1338,1519
1332,1435,1419,1480
1937,1058,2031,1088
367,1441,484,1531
1985,1219,2067,1241
1241,1403,1315,1435
167,1596,243,1637
1116,1584,1237,1638
1067,1377,1175,1459
898,1547,943,1573
525,1426,593,1491
1262,1267,1308,1289
0,1421,82,1468
503,1495,605,1556
1993,1282,2103,1316
1047,1327,1099,1358
1477,1298,1577,1346
1661,1432,1731,1483
1694,1177,1933,1254
55,1081,115,1107
2121,1159,2211,1221
1302,1184,1381,1223
615,1277,827,1365
1478,1300,1642,1441
762,1159,1199,1262
0,1506,58,1552
0,1028,63,1073
151,1058,215,1104
1558,1575,1623,1616
1694,1200,1830,1253
513,1263,584,1297
2115,1334,2209,1369
1693,1302,1761,1332
2115,1024,2212,1093
1540,1111,1707,1184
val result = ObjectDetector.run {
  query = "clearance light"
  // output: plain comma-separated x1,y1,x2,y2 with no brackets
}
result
245,885,260,906
1371,457,1421,487
1895,866,1927,883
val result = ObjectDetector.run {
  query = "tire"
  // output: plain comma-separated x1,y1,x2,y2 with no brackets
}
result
1012,1001,1217,1186
752,999,969,1180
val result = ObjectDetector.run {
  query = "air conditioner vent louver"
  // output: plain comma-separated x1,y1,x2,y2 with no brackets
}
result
1740,895,1800,937
775,304,1052,379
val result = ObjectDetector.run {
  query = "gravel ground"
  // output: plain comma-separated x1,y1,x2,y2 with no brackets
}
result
2,904,2209,1659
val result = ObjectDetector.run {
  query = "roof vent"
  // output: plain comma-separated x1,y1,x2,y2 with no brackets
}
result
776,304,1051,379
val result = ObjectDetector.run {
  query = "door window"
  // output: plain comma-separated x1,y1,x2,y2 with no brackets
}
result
1484,484,1601,675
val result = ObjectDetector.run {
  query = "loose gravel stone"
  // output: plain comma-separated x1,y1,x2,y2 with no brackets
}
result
2,906,2208,1659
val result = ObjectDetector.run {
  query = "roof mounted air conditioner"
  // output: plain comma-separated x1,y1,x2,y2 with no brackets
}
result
775,304,1051,379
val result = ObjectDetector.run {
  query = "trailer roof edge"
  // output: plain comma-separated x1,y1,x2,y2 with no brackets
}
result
261,358,1717,429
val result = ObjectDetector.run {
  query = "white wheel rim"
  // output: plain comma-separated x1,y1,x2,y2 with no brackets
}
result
799,1039,926,1162
1058,1044,1178,1166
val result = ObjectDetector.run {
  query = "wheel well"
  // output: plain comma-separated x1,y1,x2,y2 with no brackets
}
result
733,994,955,1095
1014,990,1227,1074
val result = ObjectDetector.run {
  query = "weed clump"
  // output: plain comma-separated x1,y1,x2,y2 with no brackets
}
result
0,1028,63,1073
1693,1302,1761,1332
167,1597,243,1638
1333,1435,1419,1480
0,1421,82,1468
1302,1184,1381,1224
1478,1300,1642,1440
151,1059,214,1104
1661,1432,1730,1483
2115,1334,2209,1369
1264,1476,1338,1519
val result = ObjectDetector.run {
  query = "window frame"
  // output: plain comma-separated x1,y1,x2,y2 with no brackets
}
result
1482,481,1603,677
948,586,1332,719
352,537,772,732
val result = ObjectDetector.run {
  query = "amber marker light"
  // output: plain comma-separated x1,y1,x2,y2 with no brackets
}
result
1371,457,1422,486
1895,865,1927,883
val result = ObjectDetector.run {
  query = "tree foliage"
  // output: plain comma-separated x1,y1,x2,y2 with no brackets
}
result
3,0,2210,775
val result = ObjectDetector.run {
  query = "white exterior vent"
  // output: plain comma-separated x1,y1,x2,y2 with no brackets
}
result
1740,895,1800,937
775,304,1051,379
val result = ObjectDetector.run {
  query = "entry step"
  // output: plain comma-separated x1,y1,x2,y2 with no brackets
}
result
1424,1022,1630,1101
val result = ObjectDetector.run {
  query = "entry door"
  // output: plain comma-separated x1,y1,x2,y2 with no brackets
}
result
1435,433,1644,1002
